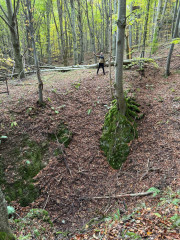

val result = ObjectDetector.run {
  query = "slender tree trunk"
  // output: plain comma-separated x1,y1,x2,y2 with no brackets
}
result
104,0,109,52
109,0,113,98
0,188,15,240
152,0,168,54
65,0,78,65
141,0,151,58
77,0,84,64
57,0,68,65
129,2,133,58
46,0,51,65
4,0,25,78
51,2,61,60
85,0,97,63
26,0,43,104
171,0,179,36
166,4,180,76
115,0,126,114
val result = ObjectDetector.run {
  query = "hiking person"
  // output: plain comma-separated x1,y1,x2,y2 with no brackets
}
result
93,52,105,75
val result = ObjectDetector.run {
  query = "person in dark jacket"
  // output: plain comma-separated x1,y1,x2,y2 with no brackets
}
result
93,52,105,75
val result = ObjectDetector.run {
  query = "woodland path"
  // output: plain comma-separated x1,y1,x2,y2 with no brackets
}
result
0,64,179,234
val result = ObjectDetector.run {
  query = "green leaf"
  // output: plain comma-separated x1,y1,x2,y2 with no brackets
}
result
172,198,180,205
87,109,92,115
55,110,59,114
7,206,15,215
154,213,162,218
147,187,160,197
0,135,8,139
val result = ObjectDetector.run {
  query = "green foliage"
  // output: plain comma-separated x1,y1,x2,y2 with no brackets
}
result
7,206,15,216
72,82,81,89
48,122,72,147
26,209,51,223
171,38,180,44
87,108,92,115
100,99,139,169
0,232,15,240
147,187,161,197
170,214,180,227
0,137,48,206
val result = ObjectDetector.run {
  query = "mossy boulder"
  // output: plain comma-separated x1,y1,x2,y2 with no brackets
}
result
100,99,139,169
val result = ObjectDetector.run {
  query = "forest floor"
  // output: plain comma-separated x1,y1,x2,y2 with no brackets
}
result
0,52,180,239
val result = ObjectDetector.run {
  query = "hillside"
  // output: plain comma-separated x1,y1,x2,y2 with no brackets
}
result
0,54,180,239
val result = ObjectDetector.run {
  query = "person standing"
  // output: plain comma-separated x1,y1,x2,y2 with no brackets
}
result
93,52,105,75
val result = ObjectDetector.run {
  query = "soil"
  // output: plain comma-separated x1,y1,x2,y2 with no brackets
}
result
0,51,179,237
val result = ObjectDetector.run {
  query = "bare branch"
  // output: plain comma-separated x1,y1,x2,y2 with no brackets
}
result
81,191,154,200
0,14,12,29
14,0,21,17
0,3,9,20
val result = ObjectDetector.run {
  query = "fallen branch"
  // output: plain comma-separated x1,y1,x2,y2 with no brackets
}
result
7,58,154,77
81,191,154,200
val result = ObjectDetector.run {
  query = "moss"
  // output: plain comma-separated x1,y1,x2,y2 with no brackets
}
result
1,137,47,206
26,209,53,225
48,122,72,147
0,232,15,240
100,99,140,169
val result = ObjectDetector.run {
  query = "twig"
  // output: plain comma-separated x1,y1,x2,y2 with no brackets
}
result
81,191,154,200
140,158,150,181
43,193,49,209
55,134,72,176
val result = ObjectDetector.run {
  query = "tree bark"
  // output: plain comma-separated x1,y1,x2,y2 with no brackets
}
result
1,0,25,78
85,0,97,63
77,0,84,64
166,4,180,76
151,0,168,54
46,0,51,65
115,0,126,114
57,0,68,66
26,0,43,104
0,188,15,240
65,0,78,65
141,0,150,58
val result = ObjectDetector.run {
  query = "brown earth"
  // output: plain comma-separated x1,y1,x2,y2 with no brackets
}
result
0,55,179,239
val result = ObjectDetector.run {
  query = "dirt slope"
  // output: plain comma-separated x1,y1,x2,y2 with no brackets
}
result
0,63,179,236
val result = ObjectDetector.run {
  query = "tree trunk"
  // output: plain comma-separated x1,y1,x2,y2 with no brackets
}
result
151,0,168,54
77,0,84,64
109,0,113,98
65,0,78,65
0,188,15,240
26,0,43,104
57,0,68,66
115,0,126,114
171,0,179,36
46,0,51,65
85,0,97,63
166,4,180,76
5,0,25,78
140,0,150,58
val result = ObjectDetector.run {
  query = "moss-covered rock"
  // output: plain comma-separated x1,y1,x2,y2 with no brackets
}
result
100,99,139,169
0,137,48,207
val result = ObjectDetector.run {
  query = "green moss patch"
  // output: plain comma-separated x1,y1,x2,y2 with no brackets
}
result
0,137,48,207
0,232,15,240
100,99,140,169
